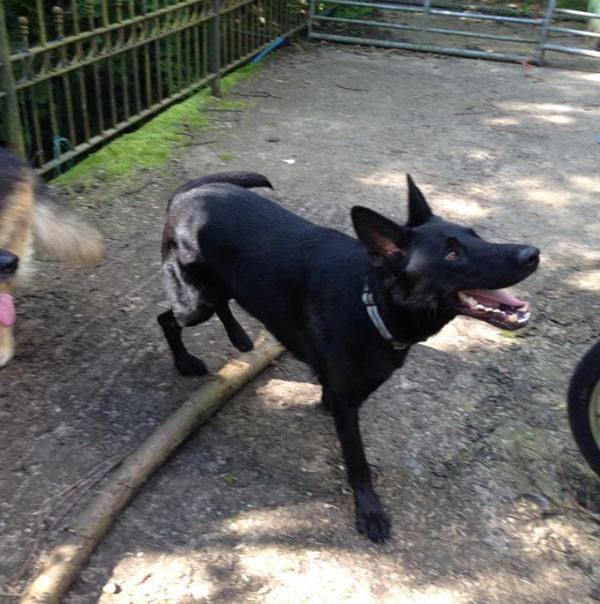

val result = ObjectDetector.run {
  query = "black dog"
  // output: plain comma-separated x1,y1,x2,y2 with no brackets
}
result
158,172,539,542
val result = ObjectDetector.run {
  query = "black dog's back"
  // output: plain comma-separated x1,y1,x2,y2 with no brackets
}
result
167,182,370,366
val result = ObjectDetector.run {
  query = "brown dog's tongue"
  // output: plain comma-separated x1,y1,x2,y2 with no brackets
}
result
0,294,15,326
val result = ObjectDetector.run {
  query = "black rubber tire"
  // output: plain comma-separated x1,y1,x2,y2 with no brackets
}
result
568,340,600,478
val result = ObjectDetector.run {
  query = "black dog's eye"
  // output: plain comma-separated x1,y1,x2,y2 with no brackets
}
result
445,249,460,261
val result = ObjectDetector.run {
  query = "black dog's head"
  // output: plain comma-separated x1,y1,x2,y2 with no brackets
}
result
0,250,18,284
352,175,539,330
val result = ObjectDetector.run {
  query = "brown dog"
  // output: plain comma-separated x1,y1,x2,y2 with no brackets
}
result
0,148,105,366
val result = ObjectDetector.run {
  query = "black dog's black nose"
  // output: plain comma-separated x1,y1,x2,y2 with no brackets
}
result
0,251,18,274
517,246,540,269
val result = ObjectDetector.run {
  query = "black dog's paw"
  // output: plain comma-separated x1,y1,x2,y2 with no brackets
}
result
355,495,391,543
230,330,254,353
175,354,208,376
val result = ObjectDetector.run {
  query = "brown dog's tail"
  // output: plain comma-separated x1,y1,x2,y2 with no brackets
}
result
33,188,105,267
173,171,273,198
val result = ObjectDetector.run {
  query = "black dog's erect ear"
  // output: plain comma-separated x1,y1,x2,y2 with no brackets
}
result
406,174,433,227
351,206,411,262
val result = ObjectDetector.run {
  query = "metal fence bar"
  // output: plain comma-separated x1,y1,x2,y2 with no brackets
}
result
542,42,600,57
317,0,423,13
549,25,600,38
315,0,543,24
555,7,600,19
0,0,24,156
132,30,143,114
29,87,44,165
144,3,153,106
429,8,542,25
310,31,541,63
209,0,221,96
312,14,538,43
313,14,418,31
424,27,537,43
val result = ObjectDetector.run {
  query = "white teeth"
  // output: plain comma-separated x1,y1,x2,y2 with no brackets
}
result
459,292,478,307
459,291,532,327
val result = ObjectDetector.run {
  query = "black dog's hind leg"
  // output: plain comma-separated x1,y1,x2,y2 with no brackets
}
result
159,259,220,376
327,387,390,542
318,375,332,412
158,309,210,376
216,302,253,352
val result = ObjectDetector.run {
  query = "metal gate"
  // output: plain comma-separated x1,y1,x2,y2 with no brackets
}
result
309,0,600,66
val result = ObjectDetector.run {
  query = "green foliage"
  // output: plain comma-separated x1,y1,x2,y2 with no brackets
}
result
331,4,373,19
53,67,259,186
557,0,591,9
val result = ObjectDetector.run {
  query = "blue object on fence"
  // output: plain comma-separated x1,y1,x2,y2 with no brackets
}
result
52,135,73,174
251,37,288,63
597,135,600,144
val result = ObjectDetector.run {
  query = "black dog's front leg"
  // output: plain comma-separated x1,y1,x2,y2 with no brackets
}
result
329,390,390,542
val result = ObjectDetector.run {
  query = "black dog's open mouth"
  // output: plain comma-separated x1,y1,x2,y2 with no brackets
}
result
454,289,531,330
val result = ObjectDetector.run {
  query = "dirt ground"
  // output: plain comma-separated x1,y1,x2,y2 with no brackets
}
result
2,42,600,603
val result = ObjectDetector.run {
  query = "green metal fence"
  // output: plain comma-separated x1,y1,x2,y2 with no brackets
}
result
0,0,305,174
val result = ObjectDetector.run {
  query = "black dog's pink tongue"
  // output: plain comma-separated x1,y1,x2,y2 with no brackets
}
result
464,288,528,309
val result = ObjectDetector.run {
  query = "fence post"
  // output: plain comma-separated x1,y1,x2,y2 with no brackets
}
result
209,0,221,97
538,0,557,65
0,0,25,158
420,0,433,48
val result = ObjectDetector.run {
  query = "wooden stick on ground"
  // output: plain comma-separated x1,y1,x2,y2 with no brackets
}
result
20,332,285,604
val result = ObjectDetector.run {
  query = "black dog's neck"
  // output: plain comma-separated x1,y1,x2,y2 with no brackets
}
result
366,269,455,348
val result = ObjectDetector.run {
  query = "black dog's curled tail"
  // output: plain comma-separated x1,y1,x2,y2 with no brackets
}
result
173,171,273,198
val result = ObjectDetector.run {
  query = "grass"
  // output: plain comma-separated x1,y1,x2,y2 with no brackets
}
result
53,64,261,187
218,152,235,161
331,4,373,19
557,0,590,10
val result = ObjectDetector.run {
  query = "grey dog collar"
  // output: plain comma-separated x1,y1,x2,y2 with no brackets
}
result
362,281,407,351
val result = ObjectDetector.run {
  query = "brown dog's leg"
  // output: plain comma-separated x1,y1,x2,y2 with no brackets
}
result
0,325,14,367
